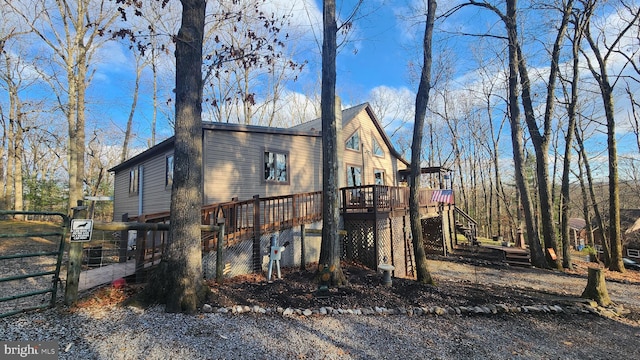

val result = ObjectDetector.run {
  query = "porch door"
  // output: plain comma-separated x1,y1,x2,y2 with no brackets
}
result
347,165,362,186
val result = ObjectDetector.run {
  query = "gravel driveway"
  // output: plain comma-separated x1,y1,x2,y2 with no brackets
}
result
427,259,640,307
2,259,639,359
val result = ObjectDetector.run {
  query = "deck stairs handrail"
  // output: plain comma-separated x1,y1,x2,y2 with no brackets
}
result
454,206,478,245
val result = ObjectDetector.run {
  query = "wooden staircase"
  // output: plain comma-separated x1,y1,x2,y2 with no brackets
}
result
500,247,531,267
454,206,478,245
452,244,531,267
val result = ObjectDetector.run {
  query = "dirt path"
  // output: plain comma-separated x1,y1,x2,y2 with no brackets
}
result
428,258,640,307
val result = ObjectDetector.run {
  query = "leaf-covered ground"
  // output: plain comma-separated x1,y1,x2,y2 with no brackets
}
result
205,257,640,323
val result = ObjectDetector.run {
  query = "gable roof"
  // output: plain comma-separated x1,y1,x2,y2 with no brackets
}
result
568,218,586,231
108,136,175,173
622,209,640,234
291,102,409,167
109,103,408,173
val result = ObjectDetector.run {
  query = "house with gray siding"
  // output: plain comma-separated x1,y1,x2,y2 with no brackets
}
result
109,102,409,220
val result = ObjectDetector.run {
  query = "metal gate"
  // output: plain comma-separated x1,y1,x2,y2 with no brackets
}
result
0,210,68,318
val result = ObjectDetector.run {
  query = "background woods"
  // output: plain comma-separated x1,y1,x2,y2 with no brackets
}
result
1,0,640,270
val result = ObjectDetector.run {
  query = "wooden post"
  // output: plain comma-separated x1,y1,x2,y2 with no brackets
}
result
389,217,395,272
216,217,225,284
581,267,611,306
64,201,88,305
118,213,129,263
135,216,146,284
252,195,262,273
300,224,306,271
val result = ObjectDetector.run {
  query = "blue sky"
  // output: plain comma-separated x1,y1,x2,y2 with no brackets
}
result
79,0,637,179
3,0,638,181
85,0,427,145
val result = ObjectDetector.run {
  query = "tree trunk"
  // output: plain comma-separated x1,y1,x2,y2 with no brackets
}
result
603,87,624,273
515,0,574,269
146,0,207,313
318,0,345,286
0,120,6,209
121,58,143,162
575,127,609,263
74,59,87,214
409,0,437,285
560,15,582,269
151,46,158,147
581,1,637,272
576,153,594,249
505,0,546,268
7,87,16,211
14,105,24,214
581,267,611,307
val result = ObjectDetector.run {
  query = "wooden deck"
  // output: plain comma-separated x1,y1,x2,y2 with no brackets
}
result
99,185,460,287
341,185,443,215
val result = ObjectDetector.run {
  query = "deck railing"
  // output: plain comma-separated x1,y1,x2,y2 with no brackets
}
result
129,191,323,249
126,186,451,273
341,185,446,213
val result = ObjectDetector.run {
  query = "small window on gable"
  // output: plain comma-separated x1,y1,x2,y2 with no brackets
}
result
372,138,384,157
264,150,288,183
345,131,360,151
165,154,174,187
129,167,139,194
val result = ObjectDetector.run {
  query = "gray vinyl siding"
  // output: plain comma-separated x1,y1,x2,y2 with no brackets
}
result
113,169,138,220
203,129,322,204
112,151,173,220
110,103,408,219
140,153,172,214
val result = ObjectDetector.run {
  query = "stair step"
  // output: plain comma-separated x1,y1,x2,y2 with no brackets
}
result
506,260,532,267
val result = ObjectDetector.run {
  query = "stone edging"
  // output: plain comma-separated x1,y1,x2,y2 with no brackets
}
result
201,300,629,318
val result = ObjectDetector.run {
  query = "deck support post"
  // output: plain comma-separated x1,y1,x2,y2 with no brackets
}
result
300,224,306,271
252,195,262,273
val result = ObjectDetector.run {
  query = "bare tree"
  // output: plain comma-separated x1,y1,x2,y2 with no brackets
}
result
120,52,147,163
143,0,207,313
558,6,586,269
511,0,575,269
580,0,640,272
574,118,610,263
0,28,48,216
504,0,547,268
476,59,511,239
201,0,306,125
4,0,119,211
318,0,346,286
409,0,437,285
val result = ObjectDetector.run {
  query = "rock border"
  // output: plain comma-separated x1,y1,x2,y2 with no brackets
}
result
201,300,629,319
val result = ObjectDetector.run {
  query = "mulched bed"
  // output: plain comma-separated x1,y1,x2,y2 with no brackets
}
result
206,260,578,310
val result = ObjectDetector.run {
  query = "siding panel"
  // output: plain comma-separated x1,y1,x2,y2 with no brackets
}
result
203,129,322,204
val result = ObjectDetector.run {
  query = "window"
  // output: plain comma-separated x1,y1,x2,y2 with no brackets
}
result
165,155,174,187
346,165,362,186
345,131,360,151
264,151,288,183
372,138,384,157
374,169,385,185
129,167,139,194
